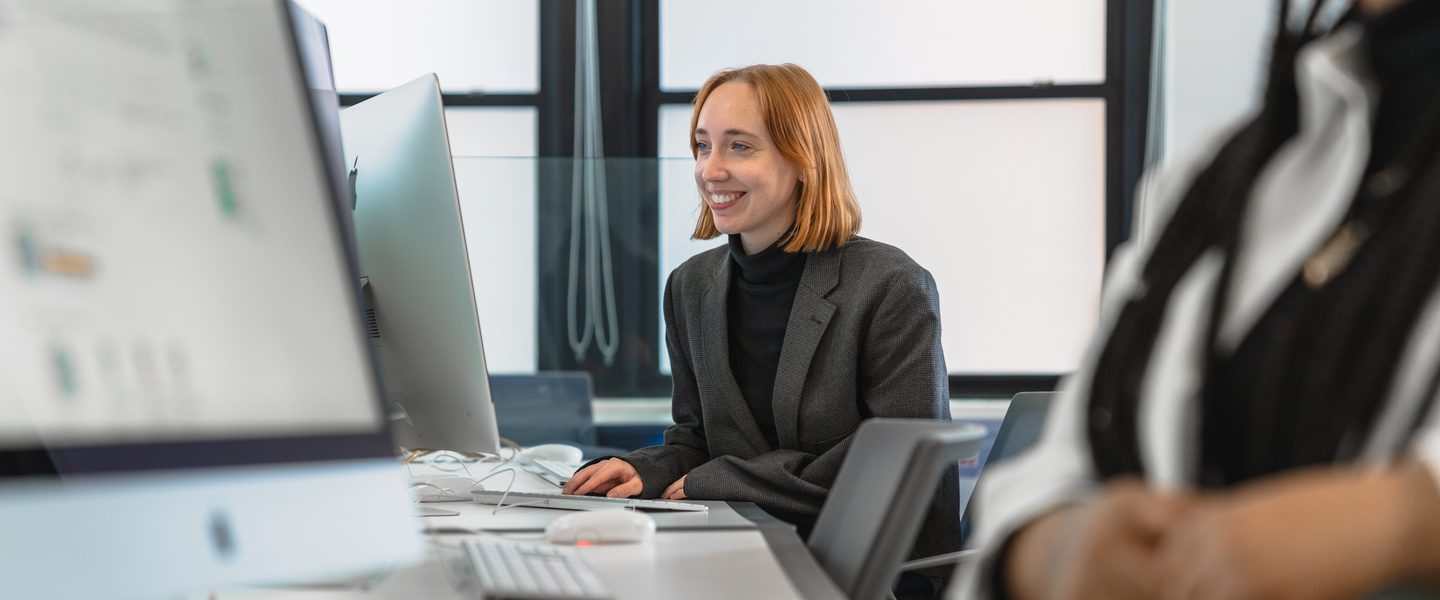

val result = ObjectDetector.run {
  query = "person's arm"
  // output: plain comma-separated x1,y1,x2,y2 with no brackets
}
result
1003,480,1197,600
677,266,950,513
1156,462,1440,598
567,272,711,499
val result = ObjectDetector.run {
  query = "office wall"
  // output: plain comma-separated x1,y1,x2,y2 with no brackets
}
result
294,0,540,373
1158,0,1271,162
658,0,1109,376
660,0,1105,89
292,0,538,94
658,100,1106,374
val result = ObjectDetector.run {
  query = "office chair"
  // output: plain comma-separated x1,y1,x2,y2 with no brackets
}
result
866,389,1062,592
807,419,987,600
487,372,627,459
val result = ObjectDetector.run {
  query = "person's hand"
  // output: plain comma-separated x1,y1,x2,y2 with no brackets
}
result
561,458,643,498
1006,478,1196,600
1157,464,1440,600
661,475,686,500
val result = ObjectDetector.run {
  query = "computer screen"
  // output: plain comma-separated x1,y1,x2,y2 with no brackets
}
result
340,74,501,455
0,0,381,450
0,1,420,596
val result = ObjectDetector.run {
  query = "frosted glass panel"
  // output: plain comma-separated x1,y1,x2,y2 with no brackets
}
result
1160,0,1269,160
444,107,537,157
657,154,724,375
660,0,1105,90
293,0,538,94
660,99,1106,374
452,158,537,373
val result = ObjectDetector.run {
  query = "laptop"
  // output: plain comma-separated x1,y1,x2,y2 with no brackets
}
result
958,391,1055,546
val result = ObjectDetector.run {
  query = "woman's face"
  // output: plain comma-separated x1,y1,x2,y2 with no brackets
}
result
693,81,802,251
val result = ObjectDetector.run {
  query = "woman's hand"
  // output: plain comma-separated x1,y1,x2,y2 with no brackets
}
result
1006,478,1196,600
661,475,687,500
1157,464,1440,600
561,458,643,498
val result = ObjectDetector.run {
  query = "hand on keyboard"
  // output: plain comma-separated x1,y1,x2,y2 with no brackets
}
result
562,458,642,498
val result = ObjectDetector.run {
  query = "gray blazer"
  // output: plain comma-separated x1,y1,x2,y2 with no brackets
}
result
626,236,960,564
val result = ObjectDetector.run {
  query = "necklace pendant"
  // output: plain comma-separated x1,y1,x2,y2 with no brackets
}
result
1302,223,1366,289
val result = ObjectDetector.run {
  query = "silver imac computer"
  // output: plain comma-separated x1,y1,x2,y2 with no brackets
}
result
0,1,422,598
340,74,502,456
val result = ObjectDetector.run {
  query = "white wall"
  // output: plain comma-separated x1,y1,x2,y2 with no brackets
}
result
1159,0,1273,161
661,0,1106,90
658,100,1107,375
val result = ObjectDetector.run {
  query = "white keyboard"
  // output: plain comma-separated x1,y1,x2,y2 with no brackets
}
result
471,489,709,512
462,539,610,600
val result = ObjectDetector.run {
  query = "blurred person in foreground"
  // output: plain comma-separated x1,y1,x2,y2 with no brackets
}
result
959,0,1440,597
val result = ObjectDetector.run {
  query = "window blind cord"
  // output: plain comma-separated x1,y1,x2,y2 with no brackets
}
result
566,0,620,366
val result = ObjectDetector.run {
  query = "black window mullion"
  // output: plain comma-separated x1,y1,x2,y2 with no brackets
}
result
536,0,577,385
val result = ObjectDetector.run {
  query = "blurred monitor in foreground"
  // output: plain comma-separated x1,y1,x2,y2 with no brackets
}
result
0,0,421,597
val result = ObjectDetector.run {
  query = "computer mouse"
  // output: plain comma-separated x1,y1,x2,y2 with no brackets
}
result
518,443,584,465
545,509,655,545
412,475,480,502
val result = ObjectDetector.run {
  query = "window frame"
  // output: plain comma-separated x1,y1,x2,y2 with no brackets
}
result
341,0,1155,398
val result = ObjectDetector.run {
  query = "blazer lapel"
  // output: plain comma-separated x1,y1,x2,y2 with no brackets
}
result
699,255,770,449
772,248,840,450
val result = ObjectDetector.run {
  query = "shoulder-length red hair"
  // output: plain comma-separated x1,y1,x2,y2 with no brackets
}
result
689,63,861,252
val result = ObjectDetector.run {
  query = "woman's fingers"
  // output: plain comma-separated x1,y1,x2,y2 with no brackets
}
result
608,478,643,498
661,476,686,500
567,459,639,496
561,463,602,495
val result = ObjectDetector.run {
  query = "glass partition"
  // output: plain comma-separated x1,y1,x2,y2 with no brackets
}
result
451,156,1103,394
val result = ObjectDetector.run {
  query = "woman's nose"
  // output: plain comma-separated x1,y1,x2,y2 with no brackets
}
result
700,156,728,181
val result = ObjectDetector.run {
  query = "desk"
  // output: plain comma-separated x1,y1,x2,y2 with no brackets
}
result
212,460,845,600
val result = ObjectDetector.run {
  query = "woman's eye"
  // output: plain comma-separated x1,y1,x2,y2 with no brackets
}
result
696,141,710,151
731,142,751,151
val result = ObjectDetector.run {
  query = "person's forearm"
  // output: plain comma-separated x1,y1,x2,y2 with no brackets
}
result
1209,463,1440,598
1393,463,1440,584
1004,507,1073,600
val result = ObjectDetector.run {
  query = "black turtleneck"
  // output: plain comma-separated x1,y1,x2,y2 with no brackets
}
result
727,233,807,450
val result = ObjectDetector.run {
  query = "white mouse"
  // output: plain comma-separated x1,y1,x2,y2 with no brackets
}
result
518,443,584,465
545,509,656,545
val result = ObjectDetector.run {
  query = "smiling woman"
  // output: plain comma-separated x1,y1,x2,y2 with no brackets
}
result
688,65,860,255
563,63,961,598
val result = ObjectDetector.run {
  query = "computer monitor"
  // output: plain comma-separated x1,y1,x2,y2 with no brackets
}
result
288,1,357,247
340,74,502,456
0,1,422,597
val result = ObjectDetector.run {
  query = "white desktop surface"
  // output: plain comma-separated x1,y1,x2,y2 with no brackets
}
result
206,456,837,600
213,529,804,600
